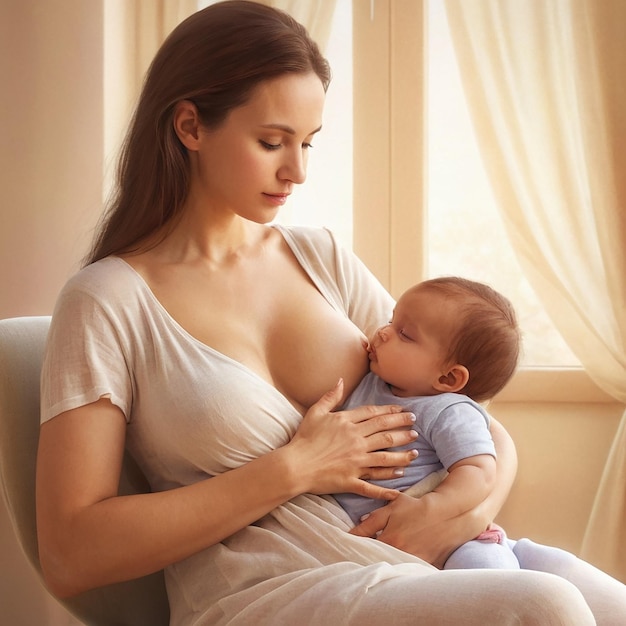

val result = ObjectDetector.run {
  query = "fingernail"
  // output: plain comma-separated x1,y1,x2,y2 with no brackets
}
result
410,449,419,458
408,413,416,422
409,429,418,438
360,513,371,521
393,468,405,476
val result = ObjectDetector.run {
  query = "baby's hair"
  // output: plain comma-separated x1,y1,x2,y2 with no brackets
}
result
415,277,520,402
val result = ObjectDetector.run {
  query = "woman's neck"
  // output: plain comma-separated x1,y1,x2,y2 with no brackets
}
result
146,212,269,267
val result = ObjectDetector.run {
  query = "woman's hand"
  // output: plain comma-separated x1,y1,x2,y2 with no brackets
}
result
287,379,418,500
349,417,517,568
349,493,486,568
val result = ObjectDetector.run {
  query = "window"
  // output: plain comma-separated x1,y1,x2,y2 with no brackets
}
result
209,1,583,373
273,0,354,250
197,1,353,249
289,0,580,369
426,1,579,368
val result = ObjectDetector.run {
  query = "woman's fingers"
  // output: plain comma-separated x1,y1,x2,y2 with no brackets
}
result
361,449,419,479
347,403,405,424
308,378,345,416
292,383,419,495
349,406,417,438
365,426,418,453
349,506,391,536
351,482,400,502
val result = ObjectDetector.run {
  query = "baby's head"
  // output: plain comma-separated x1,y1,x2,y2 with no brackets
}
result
368,277,520,402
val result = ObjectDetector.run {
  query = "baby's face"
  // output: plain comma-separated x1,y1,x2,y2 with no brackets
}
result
368,288,455,397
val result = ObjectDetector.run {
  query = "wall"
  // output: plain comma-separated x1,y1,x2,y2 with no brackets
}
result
490,369,623,554
492,402,622,553
0,0,104,319
1,0,102,623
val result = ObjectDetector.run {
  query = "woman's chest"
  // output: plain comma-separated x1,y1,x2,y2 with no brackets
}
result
125,270,369,485
149,252,369,412
263,281,369,410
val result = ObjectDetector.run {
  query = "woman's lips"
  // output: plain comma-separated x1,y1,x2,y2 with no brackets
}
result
263,193,289,206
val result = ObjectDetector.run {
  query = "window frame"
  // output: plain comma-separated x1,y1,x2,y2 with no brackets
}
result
352,0,426,299
351,0,612,402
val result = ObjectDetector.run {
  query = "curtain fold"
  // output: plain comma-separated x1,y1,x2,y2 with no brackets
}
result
261,0,337,52
103,0,198,184
444,0,626,581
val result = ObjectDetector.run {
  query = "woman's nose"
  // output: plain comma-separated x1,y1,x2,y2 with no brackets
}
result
279,150,307,184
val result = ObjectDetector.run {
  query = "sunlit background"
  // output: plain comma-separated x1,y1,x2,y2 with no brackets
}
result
277,0,580,368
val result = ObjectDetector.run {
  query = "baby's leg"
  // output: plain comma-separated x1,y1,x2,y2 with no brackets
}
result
512,537,626,625
444,538,520,569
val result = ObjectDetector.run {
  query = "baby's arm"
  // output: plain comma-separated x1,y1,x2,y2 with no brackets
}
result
403,454,496,530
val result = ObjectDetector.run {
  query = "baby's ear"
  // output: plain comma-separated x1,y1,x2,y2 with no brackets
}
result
435,364,469,393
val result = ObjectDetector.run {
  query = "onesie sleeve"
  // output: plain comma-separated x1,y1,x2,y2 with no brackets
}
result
41,271,133,424
424,398,496,470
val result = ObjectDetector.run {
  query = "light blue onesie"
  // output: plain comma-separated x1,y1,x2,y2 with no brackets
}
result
334,372,520,570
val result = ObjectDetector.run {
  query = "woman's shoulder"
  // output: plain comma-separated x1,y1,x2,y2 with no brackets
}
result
272,224,338,255
61,256,142,298
272,224,367,280
54,256,149,319
272,223,393,330
48,257,158,363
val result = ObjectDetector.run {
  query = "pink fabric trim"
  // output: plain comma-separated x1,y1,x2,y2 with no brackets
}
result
475,523,506,544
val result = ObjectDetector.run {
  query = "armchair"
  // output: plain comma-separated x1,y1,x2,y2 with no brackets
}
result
0,316,170,625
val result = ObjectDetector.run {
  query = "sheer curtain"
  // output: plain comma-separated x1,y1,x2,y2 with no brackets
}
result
443,0,626,581
103,0,197,164
260,0,337,51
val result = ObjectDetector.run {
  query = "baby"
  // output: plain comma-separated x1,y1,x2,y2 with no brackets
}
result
336,276,521,569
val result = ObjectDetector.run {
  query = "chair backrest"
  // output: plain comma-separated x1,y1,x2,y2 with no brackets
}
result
0,316,170,625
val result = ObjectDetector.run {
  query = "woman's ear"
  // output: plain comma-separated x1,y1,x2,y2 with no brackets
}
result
173,100,202,150
435,364,469,393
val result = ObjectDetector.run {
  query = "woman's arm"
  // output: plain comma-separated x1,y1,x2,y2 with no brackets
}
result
36,381,418,598
481,417,518,518
399,454,496,534
349,417,517,568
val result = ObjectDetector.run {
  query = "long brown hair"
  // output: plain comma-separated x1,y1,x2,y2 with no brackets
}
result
86,0,331,265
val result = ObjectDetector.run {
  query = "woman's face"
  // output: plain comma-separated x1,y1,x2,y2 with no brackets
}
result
191,71,326,223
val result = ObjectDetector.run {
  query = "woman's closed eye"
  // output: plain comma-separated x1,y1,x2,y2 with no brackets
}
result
259,139,314,151
260,140,281,151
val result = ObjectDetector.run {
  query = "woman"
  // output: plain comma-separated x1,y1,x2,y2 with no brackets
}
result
36,2,626,624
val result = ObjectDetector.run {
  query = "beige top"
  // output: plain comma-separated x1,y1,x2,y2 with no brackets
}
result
41,226,438,625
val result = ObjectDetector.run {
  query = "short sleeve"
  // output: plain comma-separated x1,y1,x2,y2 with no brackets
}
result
425,397,496,470
277,225,395,335
331,232,395,335
41,274,133,424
